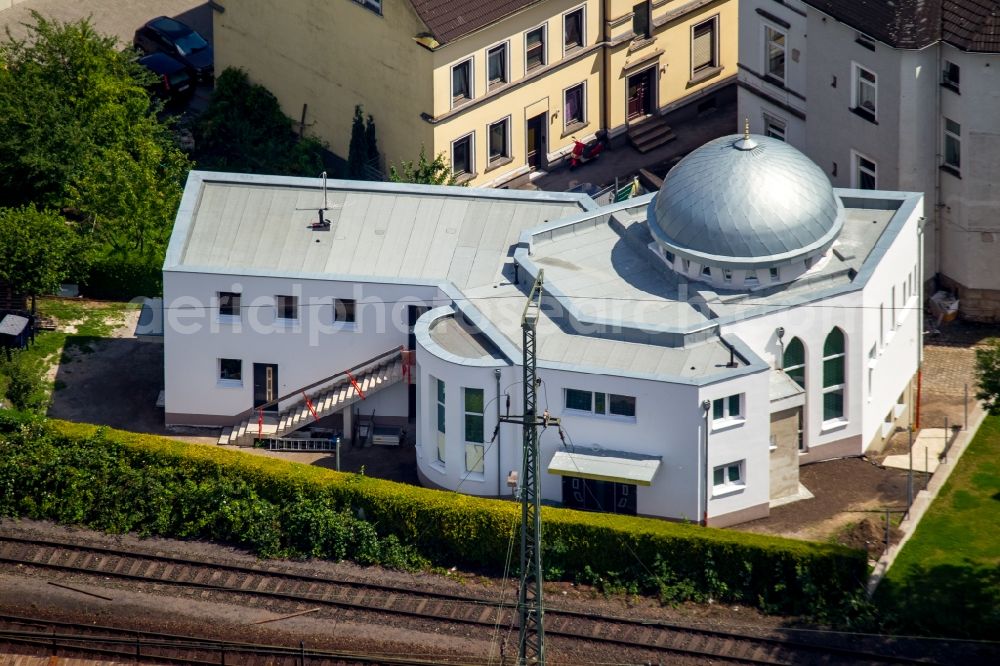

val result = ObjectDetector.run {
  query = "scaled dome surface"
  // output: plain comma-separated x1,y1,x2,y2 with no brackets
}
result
648,133,843,269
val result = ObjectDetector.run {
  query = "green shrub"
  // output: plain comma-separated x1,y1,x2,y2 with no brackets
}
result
0,415,869,620
0,355,47,411
82,251,163,299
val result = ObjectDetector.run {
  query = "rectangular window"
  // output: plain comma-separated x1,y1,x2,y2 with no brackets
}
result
465,443,485,474
564,7,584,52
713,461,744,490
609,393,636,417
853,64,877,119
451,59,472,106
275,295,298,320
218,291,240,318
565,389,635,419
219,291,240,317
566,388,592,411
526,25,546,71
353,0,382,14
722,268,733,283
464,387,485,473
763,113,786,141
942,60,960,90
219,358,242,382
712,394,743,422
564,82,585,128
769,266,780,281
488,117,510,163
632,2,651,39
853,151,877,190
764,25,786,81
691,17,718,75
823,390,845,421
451,133,473,177
944,118,961,172
464,388,484,443
436,377,446,464
891,286,897,330
664,249,675,265
333,298,356,323
487,42,508,88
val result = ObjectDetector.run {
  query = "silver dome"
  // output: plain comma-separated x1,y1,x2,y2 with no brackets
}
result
648,134,842,269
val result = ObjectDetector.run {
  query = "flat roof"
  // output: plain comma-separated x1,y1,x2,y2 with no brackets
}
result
166,173,919,383
428,316,503,360
168,172,589,290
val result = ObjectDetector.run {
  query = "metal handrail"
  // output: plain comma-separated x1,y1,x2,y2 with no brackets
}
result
233,345,404,421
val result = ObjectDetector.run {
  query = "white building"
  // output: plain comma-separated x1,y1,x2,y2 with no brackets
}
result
737,0,1000,321
162,133,922,527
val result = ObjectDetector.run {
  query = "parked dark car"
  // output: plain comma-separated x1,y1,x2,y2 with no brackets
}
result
138,53,194,107
134,16,213,82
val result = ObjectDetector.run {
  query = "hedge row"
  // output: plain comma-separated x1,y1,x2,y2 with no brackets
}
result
0,413,869,618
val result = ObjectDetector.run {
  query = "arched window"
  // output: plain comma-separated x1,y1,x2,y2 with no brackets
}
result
822,328,846,421
783,337,805,388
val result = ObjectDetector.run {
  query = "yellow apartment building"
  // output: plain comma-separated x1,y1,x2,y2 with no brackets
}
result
213,0,737,186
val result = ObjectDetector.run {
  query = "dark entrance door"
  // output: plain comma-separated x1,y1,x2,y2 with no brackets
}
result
253,363,279,413
561,476,637,515
626,67,656,121
407,305,430,421
526,113,546,170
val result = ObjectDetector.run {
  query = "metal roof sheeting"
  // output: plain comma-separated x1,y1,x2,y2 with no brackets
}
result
650,134,842,267
179,181,582,290
548,449,662,486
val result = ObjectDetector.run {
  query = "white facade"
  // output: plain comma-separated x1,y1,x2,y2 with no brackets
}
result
163,165,922,527
738,0,1000,320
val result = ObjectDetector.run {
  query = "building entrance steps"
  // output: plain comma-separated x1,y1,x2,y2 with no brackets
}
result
628,116,677,153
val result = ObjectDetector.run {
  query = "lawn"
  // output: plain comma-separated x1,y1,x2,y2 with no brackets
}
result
875,414,1000,638
1,298,136,409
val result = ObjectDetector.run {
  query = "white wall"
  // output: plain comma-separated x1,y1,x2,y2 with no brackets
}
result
937,47,1000,292
696,370,772,521
737,0,808,145
804,11,903,191
414,323,513,497
163,270,440,423
414,310,770,521
859,201,923,442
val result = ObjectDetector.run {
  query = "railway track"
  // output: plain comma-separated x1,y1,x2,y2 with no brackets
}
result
0,534,953,665
0,613,454,665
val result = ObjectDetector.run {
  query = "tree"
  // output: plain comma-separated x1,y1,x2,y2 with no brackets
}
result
347,105,368,179
0,13,190,256
389,147,465,186
365,113,379,174
0,206,83,311
194,67,326,177
974,339,1000,414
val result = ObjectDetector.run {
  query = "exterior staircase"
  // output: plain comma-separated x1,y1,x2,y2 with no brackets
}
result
218,347,407,447
628,115,677,153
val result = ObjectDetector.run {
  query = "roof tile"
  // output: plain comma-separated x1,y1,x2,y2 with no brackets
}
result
409,0,543,44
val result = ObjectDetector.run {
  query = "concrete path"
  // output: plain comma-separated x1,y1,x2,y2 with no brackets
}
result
881,428,952,475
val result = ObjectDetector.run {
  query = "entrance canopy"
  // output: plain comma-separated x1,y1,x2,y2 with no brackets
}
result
548,448,662,486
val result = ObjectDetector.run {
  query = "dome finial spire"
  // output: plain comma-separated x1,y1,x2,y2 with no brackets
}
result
734,118,757,151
